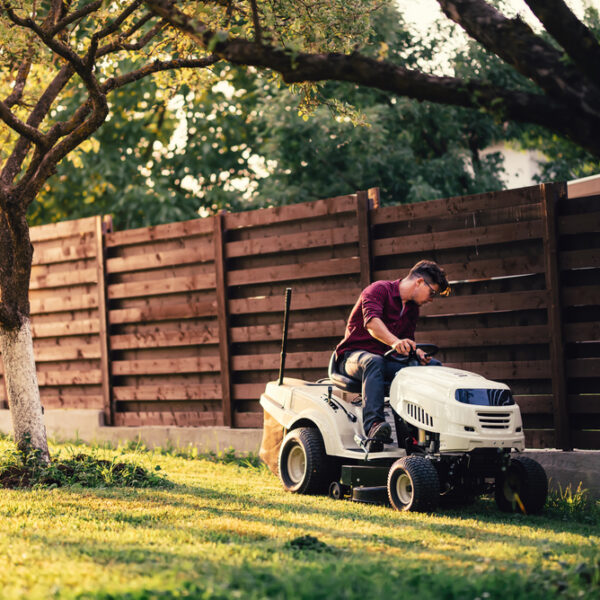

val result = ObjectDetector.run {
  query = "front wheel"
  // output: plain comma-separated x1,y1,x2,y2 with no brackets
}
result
387,456,440,512
278,428,331,494
495,456,548,514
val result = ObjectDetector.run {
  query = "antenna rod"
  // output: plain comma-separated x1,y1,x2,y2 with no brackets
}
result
278,288,292,385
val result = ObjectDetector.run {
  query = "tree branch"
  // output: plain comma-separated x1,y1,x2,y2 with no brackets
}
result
144,0,600,155
49,0,102,37
87,0,145,67
524,0,600,85
435,0,600,112
3,56,32,108
103,55,219,91
97,18,165,57
0,101,48,147
1,64,75,187
249,0,262,44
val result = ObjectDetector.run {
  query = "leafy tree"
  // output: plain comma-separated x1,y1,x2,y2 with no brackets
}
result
34,4,508,229
147,0,600,158
0,0,218,460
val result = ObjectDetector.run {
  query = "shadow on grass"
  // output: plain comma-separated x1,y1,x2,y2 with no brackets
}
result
5,478,597,600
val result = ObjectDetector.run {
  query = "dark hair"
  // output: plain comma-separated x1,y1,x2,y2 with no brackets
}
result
408,260,449,293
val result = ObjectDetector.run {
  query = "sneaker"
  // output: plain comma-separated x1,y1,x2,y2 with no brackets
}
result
368,421,392,441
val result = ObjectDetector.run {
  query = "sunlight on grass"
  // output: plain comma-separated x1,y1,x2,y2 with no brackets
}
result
0,437,597,599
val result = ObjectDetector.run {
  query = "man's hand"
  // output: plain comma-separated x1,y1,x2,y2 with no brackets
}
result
416,347,431,365
392,338,416,355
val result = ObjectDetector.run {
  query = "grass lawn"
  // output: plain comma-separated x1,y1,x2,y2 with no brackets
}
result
0,438,598,600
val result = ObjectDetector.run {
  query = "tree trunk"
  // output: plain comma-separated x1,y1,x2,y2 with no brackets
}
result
0,318,49,463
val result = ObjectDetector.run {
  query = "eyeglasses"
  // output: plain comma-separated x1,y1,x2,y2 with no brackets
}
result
424,280,438,298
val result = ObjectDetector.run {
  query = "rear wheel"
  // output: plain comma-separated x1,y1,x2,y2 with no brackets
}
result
387,456,440,512
495,456,548,514
278,428,331,494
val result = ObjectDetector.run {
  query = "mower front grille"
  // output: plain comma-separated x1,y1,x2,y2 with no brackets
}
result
406,402,433,428
477,411,511,429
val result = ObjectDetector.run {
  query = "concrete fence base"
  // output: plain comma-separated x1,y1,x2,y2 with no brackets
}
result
1,409,598,499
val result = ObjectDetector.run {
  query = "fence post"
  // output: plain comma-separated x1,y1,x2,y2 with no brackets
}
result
95,215,113,426
356,190,375,288
213,212,233,427
540,182,571,450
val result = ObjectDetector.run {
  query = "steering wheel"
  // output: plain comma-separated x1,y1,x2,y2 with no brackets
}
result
384,343,439,362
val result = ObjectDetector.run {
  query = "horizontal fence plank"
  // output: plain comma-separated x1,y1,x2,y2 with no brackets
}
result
108,273,217,300
443,360,551,380
373,220,542,257
375,255,545,284
231,351,331,371
371,187,542,226
109,300,218,324
29,217,98,242
233,383,269,400
564,322,600,343
114,411,224,427
113,384,222,401
31,319,100,338
110,328,219,350
33,344,102,362
558,211,600,235
524,429,556,449
36,370,103,386
229,289,360,315
106,246,215,274
30,294,98,315
415,325,550,347
41,395,104,409
227,257,360,286
32,243,97,266
567,358,600,378
562,286,600,307
106,218,214,248
420,290,547,317
569,395,600,413
230,321,346,344
571,429,600,449
226,226,359,258
514,395,553,413
224,195,356,229
233,412,263,427
560,249,600,270
111,356,220,375
29,268,97,290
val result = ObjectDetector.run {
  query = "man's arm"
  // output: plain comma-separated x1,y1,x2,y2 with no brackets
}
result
366,317,416,355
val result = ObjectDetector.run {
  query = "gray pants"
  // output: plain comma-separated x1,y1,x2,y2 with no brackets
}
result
341,351,441,435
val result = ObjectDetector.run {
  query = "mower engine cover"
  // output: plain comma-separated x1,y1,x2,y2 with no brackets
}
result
389,366,525,452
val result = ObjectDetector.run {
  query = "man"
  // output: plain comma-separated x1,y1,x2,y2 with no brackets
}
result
335,260,450,442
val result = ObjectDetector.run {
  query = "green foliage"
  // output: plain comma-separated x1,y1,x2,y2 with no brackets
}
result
0,441,171,489
32,2,509,229
545,482,600,524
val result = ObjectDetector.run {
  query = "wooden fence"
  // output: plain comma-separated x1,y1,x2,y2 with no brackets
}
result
0,183,597,449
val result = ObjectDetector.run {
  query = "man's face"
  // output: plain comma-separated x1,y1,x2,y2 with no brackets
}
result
413,277,439,306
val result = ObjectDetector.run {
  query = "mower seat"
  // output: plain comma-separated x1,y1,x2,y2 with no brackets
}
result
328,351,362,394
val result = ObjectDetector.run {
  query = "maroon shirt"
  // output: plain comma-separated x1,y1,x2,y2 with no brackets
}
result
335,280,419,358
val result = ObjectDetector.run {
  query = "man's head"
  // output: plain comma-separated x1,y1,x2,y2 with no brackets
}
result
402,260,450,306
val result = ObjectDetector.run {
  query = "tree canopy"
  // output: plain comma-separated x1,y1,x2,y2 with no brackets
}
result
146,0,600,158
31,3,512,229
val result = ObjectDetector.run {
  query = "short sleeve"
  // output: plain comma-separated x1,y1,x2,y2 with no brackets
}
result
361,281,387,326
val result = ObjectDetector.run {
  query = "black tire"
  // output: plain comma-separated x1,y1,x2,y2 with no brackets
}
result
387,456,440,512
495,456,548,514
278,428,331,494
